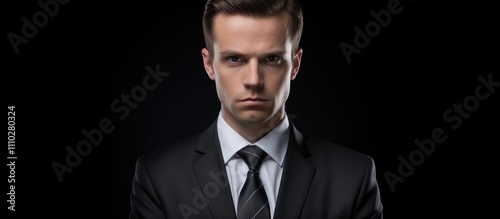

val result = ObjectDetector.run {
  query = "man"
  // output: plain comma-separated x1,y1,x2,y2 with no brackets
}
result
130,0,383,218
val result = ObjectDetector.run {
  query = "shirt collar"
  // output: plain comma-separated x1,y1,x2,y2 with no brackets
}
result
217,111,289,167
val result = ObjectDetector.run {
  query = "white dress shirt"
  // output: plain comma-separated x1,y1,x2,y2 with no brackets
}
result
217,111,289,218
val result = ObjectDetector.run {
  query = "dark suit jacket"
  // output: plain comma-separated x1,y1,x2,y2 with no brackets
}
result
130,117,383,219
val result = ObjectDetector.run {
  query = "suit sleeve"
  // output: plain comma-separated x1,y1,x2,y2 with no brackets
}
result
130,157,166,219
353,157,384,219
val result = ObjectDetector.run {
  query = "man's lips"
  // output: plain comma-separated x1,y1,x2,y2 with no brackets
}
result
239,97,267,102
238,98,268,107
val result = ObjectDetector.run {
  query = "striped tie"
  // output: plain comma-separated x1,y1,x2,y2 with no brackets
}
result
236,145,270,219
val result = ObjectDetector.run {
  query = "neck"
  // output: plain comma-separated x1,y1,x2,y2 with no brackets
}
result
222,109,285,143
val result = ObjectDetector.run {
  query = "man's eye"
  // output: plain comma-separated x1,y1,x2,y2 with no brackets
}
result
226,56,242,63
264,55,282,65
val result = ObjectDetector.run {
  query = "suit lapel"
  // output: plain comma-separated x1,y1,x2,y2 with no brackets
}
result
192,121,237,219
274,121,316,219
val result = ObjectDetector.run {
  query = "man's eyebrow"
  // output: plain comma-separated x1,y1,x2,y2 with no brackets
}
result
219,50,242,57
219,50,287,57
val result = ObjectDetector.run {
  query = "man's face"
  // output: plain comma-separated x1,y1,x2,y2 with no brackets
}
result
202,12,302,126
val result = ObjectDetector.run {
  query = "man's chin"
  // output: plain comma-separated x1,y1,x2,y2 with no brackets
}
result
235,110,272,125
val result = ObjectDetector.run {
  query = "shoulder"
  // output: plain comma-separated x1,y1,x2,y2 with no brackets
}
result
135,133,202,170
301,134,375,168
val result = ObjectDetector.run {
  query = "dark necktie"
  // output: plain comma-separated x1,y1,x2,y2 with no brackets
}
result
236,145,271,219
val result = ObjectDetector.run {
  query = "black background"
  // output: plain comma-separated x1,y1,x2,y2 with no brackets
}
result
4,0,499,218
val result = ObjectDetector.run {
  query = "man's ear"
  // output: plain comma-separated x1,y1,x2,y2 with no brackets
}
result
202,48,215,80
291,48,303,80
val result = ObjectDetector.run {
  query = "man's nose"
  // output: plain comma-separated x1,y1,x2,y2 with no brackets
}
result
243,59,263,89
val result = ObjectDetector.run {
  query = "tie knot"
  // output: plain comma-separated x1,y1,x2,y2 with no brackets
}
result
237,145,268,171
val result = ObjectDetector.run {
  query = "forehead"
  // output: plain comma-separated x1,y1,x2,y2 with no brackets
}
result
212,12,292,53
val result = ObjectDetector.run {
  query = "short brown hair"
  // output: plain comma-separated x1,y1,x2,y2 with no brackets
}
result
202,0,304,59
